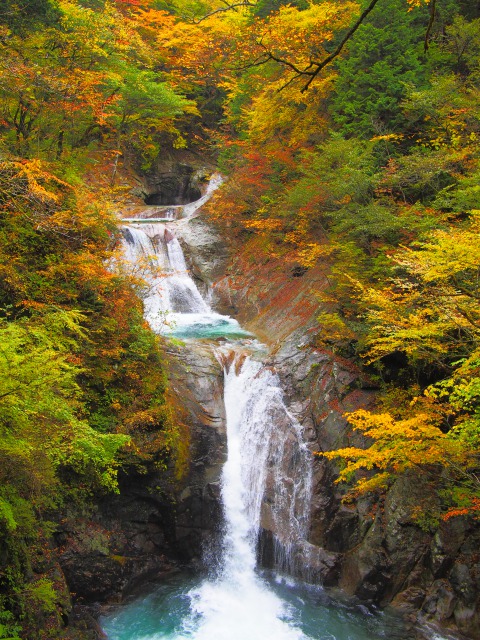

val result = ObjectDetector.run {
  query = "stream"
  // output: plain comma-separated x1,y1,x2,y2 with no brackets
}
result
101,177,446,640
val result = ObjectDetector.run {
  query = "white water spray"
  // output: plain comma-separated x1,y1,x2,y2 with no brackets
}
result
120,222,246,338
179,354,310,640
102,175,439,640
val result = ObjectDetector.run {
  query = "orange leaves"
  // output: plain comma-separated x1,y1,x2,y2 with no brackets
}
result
156,10,244,90
0,160,71,217
244,218,283,232
443,497,480,521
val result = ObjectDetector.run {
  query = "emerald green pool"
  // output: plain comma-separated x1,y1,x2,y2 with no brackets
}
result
164,313,253,340
100,572,417,640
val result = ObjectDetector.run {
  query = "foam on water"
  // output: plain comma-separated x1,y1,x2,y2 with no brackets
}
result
176,355,308,640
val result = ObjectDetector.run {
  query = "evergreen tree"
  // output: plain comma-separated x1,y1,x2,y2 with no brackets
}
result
330,0,429,137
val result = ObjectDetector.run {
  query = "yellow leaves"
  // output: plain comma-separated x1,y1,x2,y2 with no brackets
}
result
296,243,329,268
157,9,245,85
406,0,430,6
400,219,480,284
245,75,333,147
0,160,70,211
345,409,444,444
244,218,283,232
356,210,480,365
318,407,462,497
317,310,357,344
260,1,357,64
370,133,404,143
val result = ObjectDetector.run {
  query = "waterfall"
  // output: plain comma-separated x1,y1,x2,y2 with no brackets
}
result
121,221,249,339
221,354,313,577
112,183,315,639
120,187,313,578
101,180,419,640
180,353,310,640
121,223,211,330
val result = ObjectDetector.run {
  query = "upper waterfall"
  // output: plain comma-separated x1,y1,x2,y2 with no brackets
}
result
121,220,249,339
123,174,224,224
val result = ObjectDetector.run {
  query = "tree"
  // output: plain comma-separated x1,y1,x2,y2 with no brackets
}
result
330,0,428,137
319,210,480,517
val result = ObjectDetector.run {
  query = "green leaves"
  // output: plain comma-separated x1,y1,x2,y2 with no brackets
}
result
330,0,428,137
0,309,129,500
0,0,197,167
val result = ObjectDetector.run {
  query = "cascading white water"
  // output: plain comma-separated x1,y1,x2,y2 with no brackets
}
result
222,355,313,575
102,177,421,640
121,221,249,339
102,171,446,640
122,223,209,318
116,184,315,638
177,354,309,640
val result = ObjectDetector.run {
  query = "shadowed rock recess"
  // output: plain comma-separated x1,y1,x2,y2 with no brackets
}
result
141,165,203,206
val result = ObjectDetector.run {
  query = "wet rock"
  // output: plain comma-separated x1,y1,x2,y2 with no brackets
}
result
422,579,457,620
175,216,230,300
166,342,227,562
299,541,341,586
323,505,362,552
68,604,108,639
391,587,427,615
429,518,467,579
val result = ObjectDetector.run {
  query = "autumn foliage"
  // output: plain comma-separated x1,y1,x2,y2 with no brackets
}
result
157,0,480,522
0,0,479,634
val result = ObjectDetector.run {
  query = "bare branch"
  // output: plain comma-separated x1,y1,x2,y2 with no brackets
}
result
424,0,437,52
301,0,381,91
257,43,317,77
236,0,382,91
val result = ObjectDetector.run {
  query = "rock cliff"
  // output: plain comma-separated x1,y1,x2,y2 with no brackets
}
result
60,164,479,639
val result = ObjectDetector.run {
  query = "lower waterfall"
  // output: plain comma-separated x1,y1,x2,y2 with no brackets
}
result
101,352,410,640
150,353,309,640
177,354,311,640
101,188,428,640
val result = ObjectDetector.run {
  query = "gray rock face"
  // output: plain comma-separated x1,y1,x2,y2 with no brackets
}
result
133,162,211,207
174,216,230,301
57,481,178,604
166,342,227,564
58,342,227,610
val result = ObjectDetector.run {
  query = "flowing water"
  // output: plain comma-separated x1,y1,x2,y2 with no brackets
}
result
102,181,443,640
